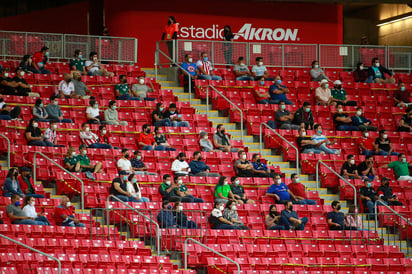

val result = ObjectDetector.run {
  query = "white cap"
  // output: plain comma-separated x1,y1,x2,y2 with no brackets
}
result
320,79,329,85
334,80,342,85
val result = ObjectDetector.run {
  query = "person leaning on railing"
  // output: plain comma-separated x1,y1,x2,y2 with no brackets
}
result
162,16,179,60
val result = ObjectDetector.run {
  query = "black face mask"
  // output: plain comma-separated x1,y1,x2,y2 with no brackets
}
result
288,205,293,211
67,79,72,83
220,129,225,134
198,156,202,161
145,129,151,134
384,182,389,186
125,154,129,159
122,79,127,84
270,211,278,216
0,98,3,102
179,159,185,162
256,159,261,163
77,77,82,82
337,205,341,211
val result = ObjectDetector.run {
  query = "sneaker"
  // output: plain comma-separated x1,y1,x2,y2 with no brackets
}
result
85,171,95,180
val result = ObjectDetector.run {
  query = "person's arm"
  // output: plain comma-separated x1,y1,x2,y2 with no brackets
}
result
197,63,206,75
86,61,97,71
65,160,76,170
7,210,32,221
388,142,394,154
266,192,280,201
218,216,234,226
287,190,297,201
25,131,42,141
372,141,380,152
327,217,341,228
114,182,130,196
189,161,201,174
79,131,93,140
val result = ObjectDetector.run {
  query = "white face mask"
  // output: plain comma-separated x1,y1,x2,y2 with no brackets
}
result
232,205,237,211
375,63,380,67
178,179,183,185
66,201,71,207
314,65,319,69
337,108,343,113
240,63,245,67
224,181,228,185
295,178,300,183
359,66,364,70
188,58,193,63
71,152,76,157
20,71,25,77
350,159,355,165
30,201,35,206
241,154,247,160
235,180,240,185
53,101,58,106
219,206,224,211
139,79,145,85
33,122,38,128
356,111,362,116
276,179,282,185
301,132,306,137
85,127,90,132
82,150,87,155
204,135,208,139
258,62,263,66
364,132,369,137
4,73,9,78
102,129,107,135
383,134,388,139
178,205,183,211
165,181,171,186
52,124,57,130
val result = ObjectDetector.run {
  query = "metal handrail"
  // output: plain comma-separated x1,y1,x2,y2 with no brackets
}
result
0,133,10,169
33,151,84,213
184,238,240,274
316,160,357,207
0,233,61,273
107,195,160,255
155,47,192,104
374,200,412,226
207,85,244,141
259,122,299,174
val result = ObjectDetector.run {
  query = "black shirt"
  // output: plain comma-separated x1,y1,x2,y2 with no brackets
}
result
110,177,127,196
296,136,315,151
25,126,42,139
163,109,179,119
152,110,164,124
340,162,357,176
375,138,391,152
333,113,350,127
376,185,394,201
223,32,234,42
357,161,373,176
154,134,167,145
359,186,378,201
401,114,412,126
0,77,16,95
230,185,245,197
327,211,345,228
173,211,188,226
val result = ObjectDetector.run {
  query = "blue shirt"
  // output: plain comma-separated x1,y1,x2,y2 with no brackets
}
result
130,159,145,169
269,84,288,101
267,183,291,201
281,209,299,220
189,160,210,174
252,162,268,171
181,62,197,76
372,66,382,78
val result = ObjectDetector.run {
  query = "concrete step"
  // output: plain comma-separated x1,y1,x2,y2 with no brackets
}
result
141,68,156,74
146,74,168,81
162,86,185,92
179,98,202,104
308,187,328,195
157,80,180,87
268,161,291,169
196,110,220,117
264,155,284,162
232,135,255,143
209,117,231,124
192,104,213,111
43,188,56,195
174,92,196,100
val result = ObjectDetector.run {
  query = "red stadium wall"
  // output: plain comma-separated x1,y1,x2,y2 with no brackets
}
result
105,0,343,66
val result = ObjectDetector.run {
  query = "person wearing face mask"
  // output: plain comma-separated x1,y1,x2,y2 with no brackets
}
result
70,50,87,75
311,124,340,154
79,122,112,149
331,80,357,106
6,194,48,225
172,201,198,228
115,75,140,101
398,109,412,132
359,178,383,219
152,102,172,127
104,100,128,126
310,60,329,82
97,125,113,148
0,68,19,95
180,54,198,92
214,176,236,204
171,152,190,176
353,62,368,83
64,146,81,172
209,201,239,230
345,205,368,231
22,196,50,225
222,25,234,67
266,174,297,204
327,201,346,230
233,57,253,81
333,105,359,131
126,173,150,202
77,144,103,177
162,16,179,61
251,153,273,177
251,57,272,80
296,127,322,154
153,126,175,151
272,101,300,130
293,102,314,130
393,82,411,108
223,200,249,229
351,107,377,131
19,54,39,74
357,155,377,181
253,76,276,104
117,148,134,174
373,129,399,156
130,150,158,175
163,103,190,127
340,155,361,179
157,200,178,228
72,71,92,99
131,76,156,101
110,170,138,202
174,175,203,203
0,94,21,120
280,200,308,230
234,150,254,177
13,67,37,97
287,174,317,205
377,177,402,206
196,52,222,80
159,174,192,202
45,95,72,123
25,118,53,147
265,204,288,230
32,98,49,122
367,57,395,84
57,73,76,99
32,46,51,74
189,151,219,177
380,153,412,181
199,131,214,152
2,168,24,197
18,166,45,198
230,176,255,204
213,124,238,152
356,128,375,155
315,79,336,106
85,51,113,76
268,75,293,105
138,124,165,151
55,195,85,227
43,120,64,148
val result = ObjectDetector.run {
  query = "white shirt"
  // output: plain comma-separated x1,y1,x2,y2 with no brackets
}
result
86,107,100,118
211,208,223,218
22,204,38,218
126,181,141,199
85,61,100,72
196,60,212,75
117,158,132,172
171,159,190,175
57,80,75,96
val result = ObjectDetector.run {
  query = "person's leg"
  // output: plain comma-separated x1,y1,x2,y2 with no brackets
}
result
89,143,112,149
111,195,129,202
35,216,51,225
302,199,317,205
18,219,46,225
216,224,236,230
337,125,359,131
28,140,47,146
318,144,337,154
267,120,276,129
269,225,286,230
211,76,222,80
25,193,45,199
296,217,308,231
138,197,150,202
44,141,55,147
284,100,294,105
279,124,292,129
376,150,389,155
168,196,182,202
181,196,194,203
279,215,291,230
128,197,138,202
366,200,374,214
368,75,375,83
141,145,153,151
75,223,86,228
0,115,11,120
10,106,21,119
166,147,176,151
186,220,199,229
40,68,51,75
258,99,269,104
178,121,190,127
390,152,400,156
154,145,166,151
60,118,72,123
362,150,374,156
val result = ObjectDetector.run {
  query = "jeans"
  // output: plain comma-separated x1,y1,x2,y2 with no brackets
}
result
185,195,204,203
236,76,254,81
318,144,338,154
154,118,172,127
38,68,51,75
364,200,387,214
28,140,54,147
268,215,289,230
171,121,190,127
279,123,300,130
180,220,199,229
25,193,45,199
117,94,141,101
302,148,324,154
198,75,222,80
270,99,294,105
141,145,166,151
337,125,360,131
112,195,138,203
257,99,279,104
61,222,86,227
0,106,22,120
376,150,399,156
362,149,375,156
293,199,316,205
283,216,308,231
138,197,150,202
214,224,239,230
192,172,220,177
35,216,50,226
17,219,49,226
88,143,113,149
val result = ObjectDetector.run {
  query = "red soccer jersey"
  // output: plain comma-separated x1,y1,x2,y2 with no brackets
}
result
287,182,307,199
137,132,155,149
356,137,374,152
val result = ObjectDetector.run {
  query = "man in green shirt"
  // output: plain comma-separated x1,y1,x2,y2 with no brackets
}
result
78,145,103,178
331,80,357,106
214,176,235,204
115,75,141,101
70,50,87,75
380,153,412,181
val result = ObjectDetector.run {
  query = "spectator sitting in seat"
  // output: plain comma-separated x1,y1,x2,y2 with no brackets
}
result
138,124,165,151
57,73,76,99
223,200,249,229
172,201,198,228
287,174,317,205
104,100,128,126
341,154,361,179
280,200,308,230
19,54,38,74
32,99,49,122
293,102,314,130
368,57,395,84
159,174,194,203
230,176,255,204
311,124,340,154
163,103,190,127
0,68,19,95
234,150,254,177
157,200,178,228
333,105,359,131
64,146,81,172
25,118,54,147
398,108,412,132
265,204,288,230
130,150,157,175
78,144,103,177
310,60,329,82
86,99,104,124
32,46,51,74
353,62,368,83
173,175,203,203
153,126,176,151
359,178,383,219
327,200,346,230
315,79,336,106
213,124,238,152
171,152,190,176
214,176,236,204
55,195,85,227
253,76,276,104
115,74,140,101
13,67,37,97
351,107,377,131
233,57,253,81
345,205,368,231
70,50,87,75
266,174,298,204
209,201,240,230
196,52,222,80
331,80,357,106
189,151,220,177
45,95,72,123
251,57,273,81
126,173,150,202
393,82,411,108
199,131,214,152
377,177,403,206
379,153,412,181
7,194,48,225
110,170,138,202
296,127,323,154
72,72,92,99
152,102,172,127
85,51,113,76
180,54,197,92
270,101,300,130
373,129,399,156
18,166,45,198
22,196,50,225
79,122,112,149
131,76,156,101
251,153,273,177
117,148,134,174
0,94,21,120
2,168,24,197
357,155,377,181
269,75,293,105
97,125,117,149
43,120,64,147
356,128,375,156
